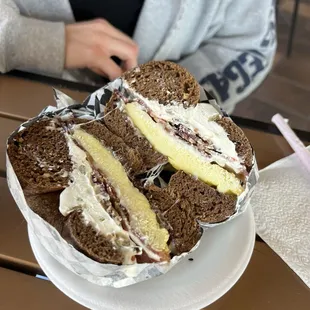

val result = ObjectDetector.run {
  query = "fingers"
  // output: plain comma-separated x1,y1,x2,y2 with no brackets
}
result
91,19,135,46
91,57,136,81
122,58,137,71
91,57,123,81
87,35,138,77
65,19,139,80
106,36,138,68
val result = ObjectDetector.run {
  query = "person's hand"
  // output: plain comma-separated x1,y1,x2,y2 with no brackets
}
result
65,19,139,80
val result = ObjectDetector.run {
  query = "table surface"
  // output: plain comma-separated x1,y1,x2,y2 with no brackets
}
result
0,73,309,310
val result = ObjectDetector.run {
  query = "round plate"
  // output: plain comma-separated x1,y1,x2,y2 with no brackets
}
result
28,207,255,310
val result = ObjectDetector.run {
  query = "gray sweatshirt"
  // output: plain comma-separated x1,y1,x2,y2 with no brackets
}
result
0,0,276,113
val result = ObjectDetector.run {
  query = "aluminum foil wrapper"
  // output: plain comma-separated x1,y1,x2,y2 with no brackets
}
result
199,87,259,228
6,79,258,288
82,79,259,227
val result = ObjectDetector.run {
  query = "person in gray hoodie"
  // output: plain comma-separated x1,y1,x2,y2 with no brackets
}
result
0,0,276,113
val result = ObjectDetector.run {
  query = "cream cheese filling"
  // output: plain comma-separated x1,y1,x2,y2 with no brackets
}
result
59,135,138,264
71,128,170,257
125,102,244,195
122,80,244,174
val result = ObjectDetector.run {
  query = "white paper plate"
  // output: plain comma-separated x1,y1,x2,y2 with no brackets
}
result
28,206,255,310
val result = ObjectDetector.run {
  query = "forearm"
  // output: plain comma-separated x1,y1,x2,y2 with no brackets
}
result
0,0,65,75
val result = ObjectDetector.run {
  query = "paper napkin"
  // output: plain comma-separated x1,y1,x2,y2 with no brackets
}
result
252,147,310,287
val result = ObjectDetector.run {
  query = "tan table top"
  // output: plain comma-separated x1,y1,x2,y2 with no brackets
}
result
0,74,309,309
0,267,84,310
0,75,88,119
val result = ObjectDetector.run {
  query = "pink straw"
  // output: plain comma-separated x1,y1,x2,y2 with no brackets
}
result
272,113,310,173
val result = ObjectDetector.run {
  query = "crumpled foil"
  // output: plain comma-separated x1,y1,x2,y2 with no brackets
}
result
6,79,258,287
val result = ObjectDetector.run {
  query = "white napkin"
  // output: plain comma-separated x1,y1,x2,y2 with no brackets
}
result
252,147,310,288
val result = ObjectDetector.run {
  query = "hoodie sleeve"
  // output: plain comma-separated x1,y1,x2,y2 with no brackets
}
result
0,0,65,76
178,0,276,114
